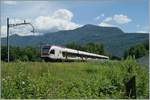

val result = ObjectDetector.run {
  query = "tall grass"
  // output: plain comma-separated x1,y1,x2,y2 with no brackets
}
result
1,59,149,99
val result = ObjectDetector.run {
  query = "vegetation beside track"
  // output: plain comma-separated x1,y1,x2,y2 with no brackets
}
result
1,59,149,99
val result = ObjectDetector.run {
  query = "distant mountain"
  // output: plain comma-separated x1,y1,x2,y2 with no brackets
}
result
1,24,149,57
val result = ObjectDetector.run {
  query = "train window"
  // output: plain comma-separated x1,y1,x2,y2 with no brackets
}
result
50,49,55,54
62,52,66,57
62,52,79,58
42,46,50,53
68,53,75,57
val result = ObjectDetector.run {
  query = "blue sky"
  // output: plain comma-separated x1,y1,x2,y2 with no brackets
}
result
1,0,149,37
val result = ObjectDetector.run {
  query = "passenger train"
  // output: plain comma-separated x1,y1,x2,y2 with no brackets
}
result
41,45,109,61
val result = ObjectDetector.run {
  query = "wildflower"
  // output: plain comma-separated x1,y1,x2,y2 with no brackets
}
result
22,81,25,85
2,78,5,81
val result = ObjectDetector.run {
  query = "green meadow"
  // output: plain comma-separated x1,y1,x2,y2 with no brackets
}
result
1,59,149,99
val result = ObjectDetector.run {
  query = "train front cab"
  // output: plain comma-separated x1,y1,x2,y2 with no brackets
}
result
41,45,62,61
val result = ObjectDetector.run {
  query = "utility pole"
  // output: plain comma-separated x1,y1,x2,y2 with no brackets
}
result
6,17,35,62
7,18,9,62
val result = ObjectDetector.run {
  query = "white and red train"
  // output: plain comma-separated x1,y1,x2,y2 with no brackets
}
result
41,45,109,61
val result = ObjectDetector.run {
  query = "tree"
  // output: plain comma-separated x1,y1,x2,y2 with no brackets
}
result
66,42,84,50
83,42,105,55
124,41,148,59
66,42,105,55
1,46,41,62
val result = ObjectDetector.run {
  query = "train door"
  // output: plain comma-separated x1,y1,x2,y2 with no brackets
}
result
56,50,61,59
58,50,63,59
52,49,61,59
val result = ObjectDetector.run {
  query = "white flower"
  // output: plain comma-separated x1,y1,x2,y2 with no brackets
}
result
22,81,25,84
2,78,5,81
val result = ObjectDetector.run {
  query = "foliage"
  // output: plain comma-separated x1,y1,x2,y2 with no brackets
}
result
1,46,41,62
124,40,149,59
66,42,106,55
1,60,149,99
65,42,84,51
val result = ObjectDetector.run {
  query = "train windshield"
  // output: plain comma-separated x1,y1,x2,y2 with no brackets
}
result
42,46,51,54
50,49,55,54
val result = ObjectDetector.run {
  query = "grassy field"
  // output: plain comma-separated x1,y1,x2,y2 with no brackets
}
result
1,59,149,99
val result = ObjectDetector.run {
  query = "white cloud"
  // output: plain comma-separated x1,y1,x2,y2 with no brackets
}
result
1,26,7,37
95,13,105,20
1,25,36,37
52,9,73,21
99,22,114,27
99,14,132,27
34,9,80,33
1,18,35,37
1,9,81,37
2,1,17,5
99,17,113,27
103,17,112,22
113,14,132,24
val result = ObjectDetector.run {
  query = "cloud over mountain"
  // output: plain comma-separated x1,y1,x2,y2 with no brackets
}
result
34,9,80,33
113,14,132,24
1,9,81,37
52,9,73,21
99,14,132,27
